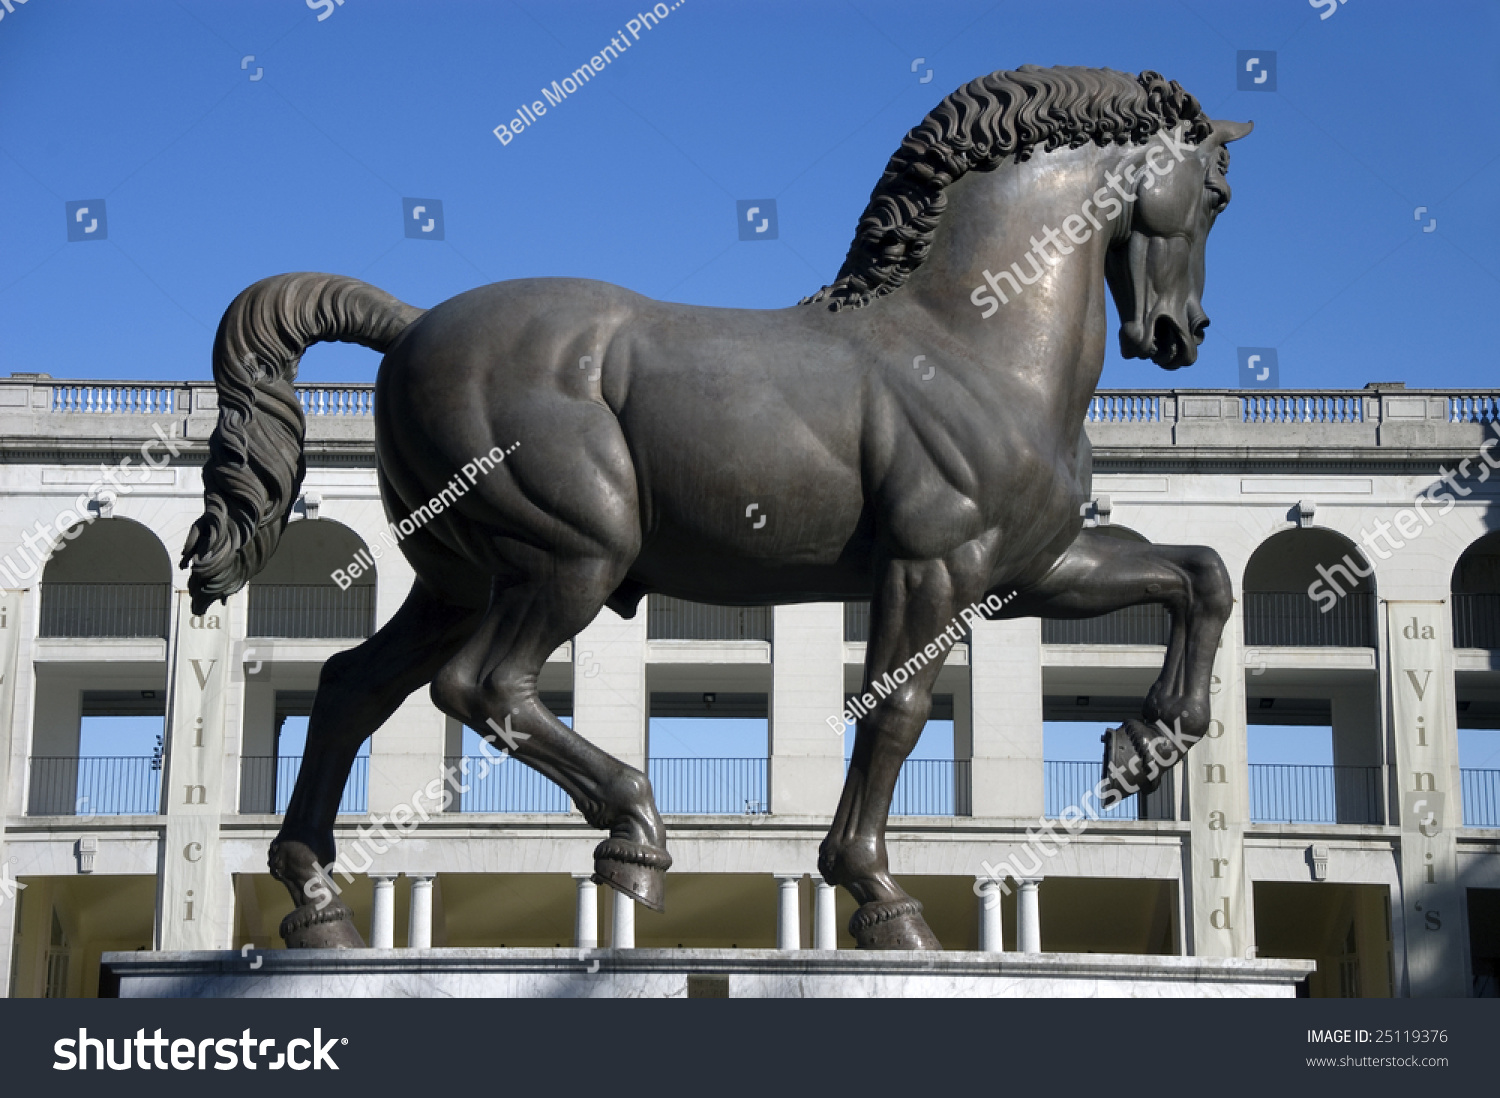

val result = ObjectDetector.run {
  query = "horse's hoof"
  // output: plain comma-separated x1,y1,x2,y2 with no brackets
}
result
849,899,942,950
1101,718,1166,803
592,837,671,913
279,902,366,949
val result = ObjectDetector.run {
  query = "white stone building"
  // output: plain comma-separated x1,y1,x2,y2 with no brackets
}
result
1,375,1496,998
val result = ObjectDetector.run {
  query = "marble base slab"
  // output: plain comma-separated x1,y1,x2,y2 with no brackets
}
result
101,949,1316,998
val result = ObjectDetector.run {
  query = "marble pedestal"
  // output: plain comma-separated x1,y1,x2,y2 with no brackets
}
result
101,949,1316,998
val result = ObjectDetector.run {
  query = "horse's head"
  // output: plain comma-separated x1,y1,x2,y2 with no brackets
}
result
1108,118,1253,369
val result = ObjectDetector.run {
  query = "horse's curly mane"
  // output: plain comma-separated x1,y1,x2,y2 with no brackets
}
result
801,65,1213,312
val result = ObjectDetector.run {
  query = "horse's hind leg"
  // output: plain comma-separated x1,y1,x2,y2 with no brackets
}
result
429,558,671,910
1000,527,1233,805
271,581,482,947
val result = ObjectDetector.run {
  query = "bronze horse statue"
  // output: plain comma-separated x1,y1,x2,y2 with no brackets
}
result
183,65,1250,949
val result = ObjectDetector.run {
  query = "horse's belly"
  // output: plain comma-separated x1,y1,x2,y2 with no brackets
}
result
627,545,875,604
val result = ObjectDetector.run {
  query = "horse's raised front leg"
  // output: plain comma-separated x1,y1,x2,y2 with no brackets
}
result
271,581,482,947
820,557,984,949
1001,528,1232,805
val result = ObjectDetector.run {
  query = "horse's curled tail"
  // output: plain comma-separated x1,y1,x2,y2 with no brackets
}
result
181,273,424,614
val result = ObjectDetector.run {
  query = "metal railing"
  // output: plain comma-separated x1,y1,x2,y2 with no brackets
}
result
248,583,375,638
1462,768,1500,828
443,755,571,813
890,758,970,816
1243,591,1374,647
298,386,375,417
1248,763,1384,824
647,597,772,642
27,756,162,816
1453,593,1500,649
648,757,768,814
1043,604,1170,645
239,756,369,815
39,582,170,639
1044,760,1140,821
50,385,177,414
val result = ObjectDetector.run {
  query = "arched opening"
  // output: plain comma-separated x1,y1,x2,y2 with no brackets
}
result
1041,526,1169,645
1453,531,1500,830
39,517,171,638
32,519,170,817
248,520,376,639
1243,528,1375,648
1242,528,1382,826
1453,531,1500,649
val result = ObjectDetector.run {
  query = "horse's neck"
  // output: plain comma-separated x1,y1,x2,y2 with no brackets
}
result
898,143,1141,426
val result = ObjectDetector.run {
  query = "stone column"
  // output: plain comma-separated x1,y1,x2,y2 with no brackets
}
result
968,617,1044,817
369,875,397,948
977,877,1005,953
0,588,23,946
1016,878,1042,953
1330,682,1383,824
952,680,973,816
367,695,448,817
573,609,648,771
813,880,838,950
573,874,599,949
770,603,844,816
236,681,277,813
2,588,35,820
27,678,80,815
775,874,802,950
407,875,434,949
0,874,17,999
611,891,635,949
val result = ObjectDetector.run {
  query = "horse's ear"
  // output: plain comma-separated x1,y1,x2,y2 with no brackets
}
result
1211,119,1254,144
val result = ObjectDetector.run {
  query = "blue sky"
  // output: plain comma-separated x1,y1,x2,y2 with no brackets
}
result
2,0,1497,389
11,2,1500,772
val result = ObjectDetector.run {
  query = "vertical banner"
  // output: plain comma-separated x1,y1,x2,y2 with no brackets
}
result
1186,606,1254,958
156,594,234,950
1387,601,1467,997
